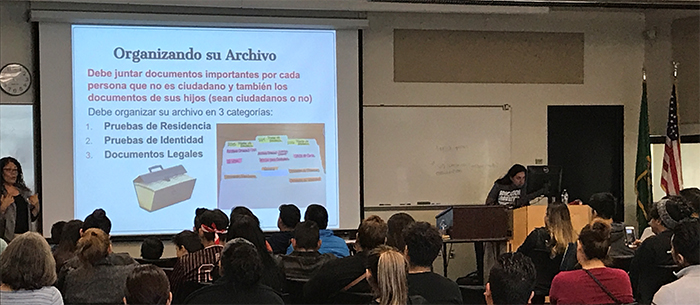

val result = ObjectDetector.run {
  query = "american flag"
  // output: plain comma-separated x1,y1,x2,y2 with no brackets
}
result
660,84,683,195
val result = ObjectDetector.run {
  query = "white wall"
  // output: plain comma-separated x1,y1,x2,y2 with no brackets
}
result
363,10,645,226
644,9,700,135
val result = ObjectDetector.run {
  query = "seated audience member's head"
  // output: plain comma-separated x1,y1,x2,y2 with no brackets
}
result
124,264,171,305
671,218,700,268
577,220,611,263
141,236,164,260
50,220,66,244
356,215,388,252
59,220,84,248
386,213,415,251
0,232,57,291
220,238,263,287
278,204,301,231
227,215,268,256
83,208,112,234
648,196,694,234
194,208,229,245
54,219,84,269
680,187,700,216
485,252,536,305
588,192,617,220
403,221,441,269
172,230,203,257
366,245,409,305
230,206,260,226
292,221,321,251
304,204,329,230
76,228,111,266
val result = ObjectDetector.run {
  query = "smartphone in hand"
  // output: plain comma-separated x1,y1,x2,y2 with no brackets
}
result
625,226,636,247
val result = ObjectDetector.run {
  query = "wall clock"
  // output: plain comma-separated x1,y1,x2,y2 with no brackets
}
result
0,63,32,96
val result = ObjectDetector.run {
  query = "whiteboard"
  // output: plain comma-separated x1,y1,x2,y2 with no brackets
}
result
363,106,511,206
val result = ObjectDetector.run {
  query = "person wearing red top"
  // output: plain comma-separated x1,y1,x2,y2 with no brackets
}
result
550,220,634,305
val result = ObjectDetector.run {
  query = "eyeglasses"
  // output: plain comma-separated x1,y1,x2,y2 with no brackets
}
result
2,168,18,173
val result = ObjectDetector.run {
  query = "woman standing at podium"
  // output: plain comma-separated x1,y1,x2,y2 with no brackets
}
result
486,164,529,207
479,164,531,284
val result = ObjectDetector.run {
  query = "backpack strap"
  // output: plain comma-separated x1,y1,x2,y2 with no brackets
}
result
341,273,367,292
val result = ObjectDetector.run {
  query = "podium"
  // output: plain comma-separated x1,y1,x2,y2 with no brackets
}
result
436,204,592,277
510,204,593,251
436,205,511,277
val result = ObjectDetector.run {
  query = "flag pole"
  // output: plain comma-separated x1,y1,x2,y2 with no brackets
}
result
635,67,653,230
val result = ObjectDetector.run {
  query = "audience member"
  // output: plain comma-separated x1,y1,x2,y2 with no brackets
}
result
0,232,63,305
0,238,6,255
53,219,83,273
549,220,634,304
629,196,694,304
230,206,261,226
404,222,462,304
386,212,414,251
57,228,138,304
280,221,336,280
124,264,172,305
184,238,284,304
60,210,135,273
172,230,203,258
680,187,700,217
652,218,700,305
286,204,350,258
169,208,229,298
587,192,635,257
367,245,427,305
82,208,112,234
304,215,387,303
136,236,178,268
229,206,274,252
268,204,300,254
484,252,536,305
50,220,66,248
517,203,577,304
228,215,286,292
141,236,165,260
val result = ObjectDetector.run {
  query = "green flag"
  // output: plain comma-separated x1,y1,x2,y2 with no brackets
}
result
635,80,653,230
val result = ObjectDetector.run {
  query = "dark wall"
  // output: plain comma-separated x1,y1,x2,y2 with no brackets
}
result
548,105,624,222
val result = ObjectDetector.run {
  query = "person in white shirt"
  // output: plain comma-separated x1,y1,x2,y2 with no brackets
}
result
653,218,700,305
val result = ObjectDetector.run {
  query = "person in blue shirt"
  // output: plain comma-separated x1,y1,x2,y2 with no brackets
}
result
286,204,349,258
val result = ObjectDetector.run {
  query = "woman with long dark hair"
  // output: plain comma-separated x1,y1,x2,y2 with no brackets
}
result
486,164,532,207
227,215,286,293
0,156,40,242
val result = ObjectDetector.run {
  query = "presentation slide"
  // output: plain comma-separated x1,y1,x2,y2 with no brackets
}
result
72,25,339,234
